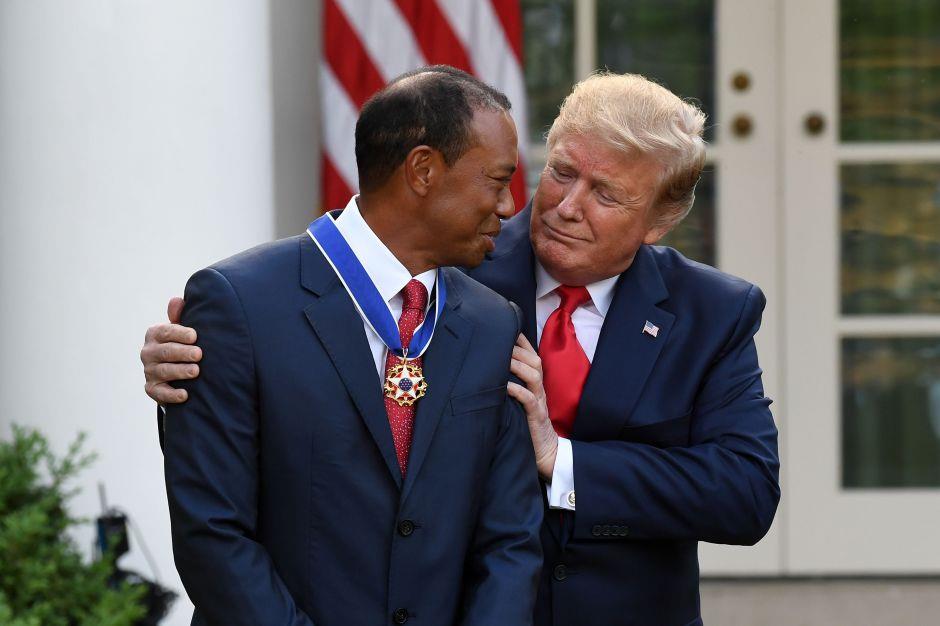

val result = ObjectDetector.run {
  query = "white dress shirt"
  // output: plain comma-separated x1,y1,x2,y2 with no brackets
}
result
535,261,619,511
332,196,437,381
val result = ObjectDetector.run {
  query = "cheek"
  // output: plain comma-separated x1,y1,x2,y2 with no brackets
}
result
535,179,564,209
595,214,645,257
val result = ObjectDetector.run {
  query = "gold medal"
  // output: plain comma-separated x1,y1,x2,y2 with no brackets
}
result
384,357,428,407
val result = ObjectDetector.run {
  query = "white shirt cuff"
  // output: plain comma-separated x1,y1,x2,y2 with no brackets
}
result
544,437,575,510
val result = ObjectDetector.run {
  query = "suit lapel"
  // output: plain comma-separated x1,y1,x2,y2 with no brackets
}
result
571,246,675,442
468,204,538,346
300,236,404,488
401,269,473,502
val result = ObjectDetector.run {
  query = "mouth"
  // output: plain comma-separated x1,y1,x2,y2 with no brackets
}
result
481,232,498,252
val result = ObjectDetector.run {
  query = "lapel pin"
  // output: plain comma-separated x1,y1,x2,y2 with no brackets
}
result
642,320,659,338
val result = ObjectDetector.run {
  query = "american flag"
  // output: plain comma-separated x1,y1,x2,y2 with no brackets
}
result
321,0,529,211
643,320,659,338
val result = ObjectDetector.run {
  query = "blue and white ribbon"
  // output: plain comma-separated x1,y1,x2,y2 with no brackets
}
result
306,213,446,359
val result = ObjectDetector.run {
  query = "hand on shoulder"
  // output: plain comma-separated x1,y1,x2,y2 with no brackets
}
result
140,297,202,403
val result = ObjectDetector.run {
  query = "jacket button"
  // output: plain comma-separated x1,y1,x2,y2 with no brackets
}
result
553,564,568,581
591,525,602,537
398,519,415,537
393,608,409,624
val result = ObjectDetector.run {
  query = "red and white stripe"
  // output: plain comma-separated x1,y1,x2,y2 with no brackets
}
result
321,0,528,211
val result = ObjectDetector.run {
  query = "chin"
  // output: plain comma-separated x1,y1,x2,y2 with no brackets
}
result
448,247,486,269
535,245,591,283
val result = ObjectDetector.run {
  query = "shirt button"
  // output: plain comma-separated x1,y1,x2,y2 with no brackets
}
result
553,564,568,581
398,519,415,537
393,608,409,624
566,490,576,507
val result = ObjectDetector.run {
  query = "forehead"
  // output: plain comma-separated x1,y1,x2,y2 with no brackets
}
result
548,133,662,187
466,108,518,167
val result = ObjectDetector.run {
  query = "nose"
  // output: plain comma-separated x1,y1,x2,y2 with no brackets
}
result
495,186,515,218
556,181,586,221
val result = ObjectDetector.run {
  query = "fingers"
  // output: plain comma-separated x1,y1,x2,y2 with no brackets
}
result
167,297,185,324
507,381,537,412
512,344,542,371
145,382,189,404
510,356,543,390
144,361,200,385
515,332,536,352
140,340,202,367
144,323,198,346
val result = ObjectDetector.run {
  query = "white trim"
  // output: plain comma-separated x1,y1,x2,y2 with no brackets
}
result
574,0,596,80
837,142,940,162
837,317,940,336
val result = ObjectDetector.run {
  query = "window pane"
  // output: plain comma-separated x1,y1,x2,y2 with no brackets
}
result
840,0,940,141
842,337,940,488
522,0,574,146
596,0,715,142
841,163,940,314
658,166,716,266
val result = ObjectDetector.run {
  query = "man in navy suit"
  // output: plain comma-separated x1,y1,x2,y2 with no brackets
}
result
143,72,779,625
157,67,543,625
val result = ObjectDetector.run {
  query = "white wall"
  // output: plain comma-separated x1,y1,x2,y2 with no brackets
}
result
0,1,320,623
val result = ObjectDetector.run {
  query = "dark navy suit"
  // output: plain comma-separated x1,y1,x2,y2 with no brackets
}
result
163,234,543,625
468,205,780,626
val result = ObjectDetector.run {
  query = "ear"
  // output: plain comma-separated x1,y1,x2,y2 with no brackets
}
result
642,221,673,245
403,145,446,197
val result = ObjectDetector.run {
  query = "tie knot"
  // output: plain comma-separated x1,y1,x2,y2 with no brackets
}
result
555,285,591,314
402,279,428,312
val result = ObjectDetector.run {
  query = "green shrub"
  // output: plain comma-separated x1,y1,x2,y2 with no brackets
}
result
0,425,147,626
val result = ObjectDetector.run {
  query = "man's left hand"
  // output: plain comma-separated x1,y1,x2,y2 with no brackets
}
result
507,333,558,481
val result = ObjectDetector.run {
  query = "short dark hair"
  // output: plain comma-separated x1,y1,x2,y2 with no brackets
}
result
354,65,511,191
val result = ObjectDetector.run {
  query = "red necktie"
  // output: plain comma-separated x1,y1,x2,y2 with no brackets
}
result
384,279,428,477
540,285,592,437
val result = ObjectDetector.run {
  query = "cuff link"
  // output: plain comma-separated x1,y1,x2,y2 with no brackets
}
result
566,490,576,507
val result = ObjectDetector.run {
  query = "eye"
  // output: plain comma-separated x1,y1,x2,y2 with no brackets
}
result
548,165,573,182
596,190,620,206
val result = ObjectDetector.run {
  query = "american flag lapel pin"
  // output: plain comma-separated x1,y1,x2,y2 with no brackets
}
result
642,320,659,338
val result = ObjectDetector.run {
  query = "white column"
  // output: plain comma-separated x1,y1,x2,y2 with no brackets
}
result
0,1,289,623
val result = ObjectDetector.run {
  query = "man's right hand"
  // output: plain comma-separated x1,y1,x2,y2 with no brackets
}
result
141,297,202,404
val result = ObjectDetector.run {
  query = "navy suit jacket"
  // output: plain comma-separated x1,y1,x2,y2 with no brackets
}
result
163,234,543,625
467,205,780,626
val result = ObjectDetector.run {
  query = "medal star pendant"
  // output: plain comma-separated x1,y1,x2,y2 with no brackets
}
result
384,359,428,407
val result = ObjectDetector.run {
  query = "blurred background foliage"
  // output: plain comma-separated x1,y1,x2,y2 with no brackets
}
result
0,426,147,626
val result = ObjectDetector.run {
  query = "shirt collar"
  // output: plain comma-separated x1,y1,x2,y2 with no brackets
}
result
333,196,436,305
534,260,619,317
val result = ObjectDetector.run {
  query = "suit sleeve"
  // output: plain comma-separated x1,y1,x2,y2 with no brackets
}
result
459,314,544,626
164,268,315,626
571,285,780,545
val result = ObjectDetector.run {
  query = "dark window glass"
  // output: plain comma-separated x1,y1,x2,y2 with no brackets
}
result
841,162,940,315
596,0,716,142
841,0,940,142
522,0,575,146
842,337,940,488
659,166,717,266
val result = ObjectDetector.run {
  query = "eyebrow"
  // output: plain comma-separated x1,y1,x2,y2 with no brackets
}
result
487,164,517,178
593,176,627,196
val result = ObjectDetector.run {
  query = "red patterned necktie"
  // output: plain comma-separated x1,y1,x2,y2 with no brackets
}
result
539,285,592,438
384,279,428,477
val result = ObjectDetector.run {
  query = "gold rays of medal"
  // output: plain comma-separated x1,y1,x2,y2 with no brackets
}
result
384,357,428,407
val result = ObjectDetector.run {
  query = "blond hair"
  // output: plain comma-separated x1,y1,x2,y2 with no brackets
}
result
546,72,707,230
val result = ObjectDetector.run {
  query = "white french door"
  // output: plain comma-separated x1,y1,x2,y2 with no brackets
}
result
782,0,940,573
